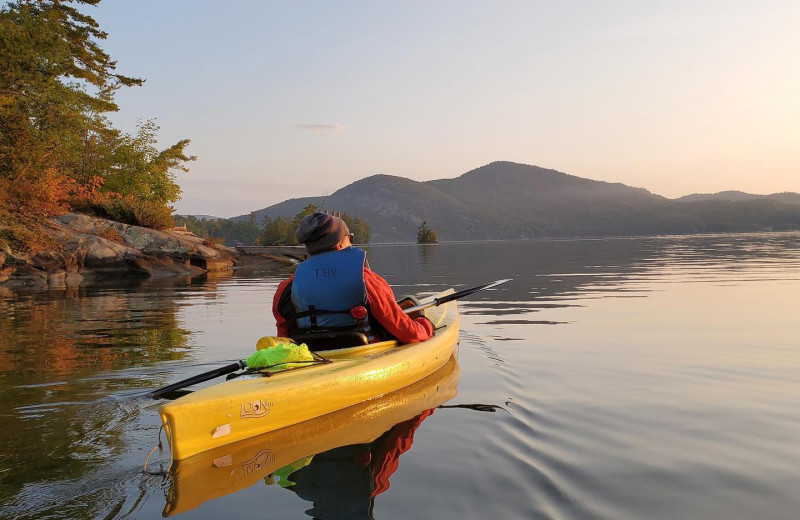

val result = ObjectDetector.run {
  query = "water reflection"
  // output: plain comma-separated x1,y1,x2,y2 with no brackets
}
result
283,410,432,520
365,233,800,319
0,233,798,519
0,275,235,516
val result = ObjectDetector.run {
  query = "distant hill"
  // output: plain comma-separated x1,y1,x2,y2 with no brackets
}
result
231,161,800,242
676,191,800,205
178,214,222,221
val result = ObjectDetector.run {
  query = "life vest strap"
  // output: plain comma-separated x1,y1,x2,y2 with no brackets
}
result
293,307,355,320
291,306,372,336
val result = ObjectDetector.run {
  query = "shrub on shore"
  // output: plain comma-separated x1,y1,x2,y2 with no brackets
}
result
0,0,193,248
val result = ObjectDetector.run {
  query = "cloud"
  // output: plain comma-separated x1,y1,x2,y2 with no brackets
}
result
297,123,348,134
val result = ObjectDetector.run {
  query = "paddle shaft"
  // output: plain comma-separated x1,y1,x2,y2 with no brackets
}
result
401,278,511,314
149,360,245,398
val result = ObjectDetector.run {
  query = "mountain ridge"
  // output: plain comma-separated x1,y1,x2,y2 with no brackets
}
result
675,190,800,205
231,161,800,242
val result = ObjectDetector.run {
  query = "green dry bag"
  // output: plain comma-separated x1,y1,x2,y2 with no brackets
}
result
246,343,314,369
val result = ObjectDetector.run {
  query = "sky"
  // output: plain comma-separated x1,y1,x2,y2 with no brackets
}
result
91,0,800,217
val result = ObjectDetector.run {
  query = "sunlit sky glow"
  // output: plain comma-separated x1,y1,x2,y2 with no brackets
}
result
92,0,800,217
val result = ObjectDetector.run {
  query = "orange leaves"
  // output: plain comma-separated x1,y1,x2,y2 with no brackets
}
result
0,170,72,221
67,175,114,204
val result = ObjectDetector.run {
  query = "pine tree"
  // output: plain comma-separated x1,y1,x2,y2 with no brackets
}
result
0,0,194,236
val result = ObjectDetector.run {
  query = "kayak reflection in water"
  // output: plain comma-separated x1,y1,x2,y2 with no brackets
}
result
269,409,434,520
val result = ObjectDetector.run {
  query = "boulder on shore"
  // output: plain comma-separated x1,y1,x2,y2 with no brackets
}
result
0,214,237,289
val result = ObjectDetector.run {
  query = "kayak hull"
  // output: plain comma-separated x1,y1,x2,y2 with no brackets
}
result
163,354,461,516
159,290,459,460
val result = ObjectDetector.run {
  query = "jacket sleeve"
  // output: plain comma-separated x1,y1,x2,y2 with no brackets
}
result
272,275,294,337
364,269,434,344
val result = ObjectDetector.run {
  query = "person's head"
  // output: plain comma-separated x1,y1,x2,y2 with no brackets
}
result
295,212,352,254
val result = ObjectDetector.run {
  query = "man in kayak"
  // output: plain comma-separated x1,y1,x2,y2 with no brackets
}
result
272,212,433,347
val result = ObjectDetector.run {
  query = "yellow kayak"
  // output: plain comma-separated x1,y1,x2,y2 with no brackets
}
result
163,354,460,516
159,289,459,460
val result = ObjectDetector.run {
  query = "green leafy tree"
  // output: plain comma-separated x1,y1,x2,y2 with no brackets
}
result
174,215,262,246
292,204,320,228
341,213,371,244
261,216,296,245
105,119,194,204
0,0,194,237
259,207,372,246
262,204,318,246
0,1,139,209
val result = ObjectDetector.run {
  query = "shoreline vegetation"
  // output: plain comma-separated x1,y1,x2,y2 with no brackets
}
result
0,0,266,287
1,1,193,260
174,203,372,247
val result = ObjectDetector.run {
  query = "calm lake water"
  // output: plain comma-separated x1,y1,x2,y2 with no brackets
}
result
1,233,800,519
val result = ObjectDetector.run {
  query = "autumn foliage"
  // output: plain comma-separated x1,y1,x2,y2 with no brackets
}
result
0,0,194,250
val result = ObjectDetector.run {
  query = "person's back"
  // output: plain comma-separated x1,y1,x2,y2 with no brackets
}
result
272,213,433,347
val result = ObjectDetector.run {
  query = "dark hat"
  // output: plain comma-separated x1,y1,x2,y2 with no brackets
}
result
295,212,350,254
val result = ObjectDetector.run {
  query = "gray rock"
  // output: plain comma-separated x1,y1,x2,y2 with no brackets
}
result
54,213,128,236
2,213,238,287
4,265,48,288
32,251,63,271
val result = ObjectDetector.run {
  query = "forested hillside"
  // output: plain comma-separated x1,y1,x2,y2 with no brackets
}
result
676,191,800,205
233,162,800,242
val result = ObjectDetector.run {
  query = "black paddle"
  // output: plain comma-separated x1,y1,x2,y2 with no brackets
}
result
149,360,246,398
148,278,511,399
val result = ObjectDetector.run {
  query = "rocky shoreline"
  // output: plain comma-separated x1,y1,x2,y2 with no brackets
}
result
0,213,263,289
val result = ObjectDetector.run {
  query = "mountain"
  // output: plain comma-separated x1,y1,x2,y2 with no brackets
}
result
676,191,800,205
232,161,800,242
179,214,222,221
771,193,800,205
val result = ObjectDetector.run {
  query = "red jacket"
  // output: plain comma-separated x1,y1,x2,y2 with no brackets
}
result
272,267,433,344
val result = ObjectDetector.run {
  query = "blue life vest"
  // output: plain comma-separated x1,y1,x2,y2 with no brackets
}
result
291,247,369,331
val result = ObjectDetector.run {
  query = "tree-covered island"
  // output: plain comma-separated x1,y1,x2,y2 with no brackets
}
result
417,222,438,244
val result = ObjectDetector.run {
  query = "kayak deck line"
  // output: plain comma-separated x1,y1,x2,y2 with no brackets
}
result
158,288,460,460
230,353,332,379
